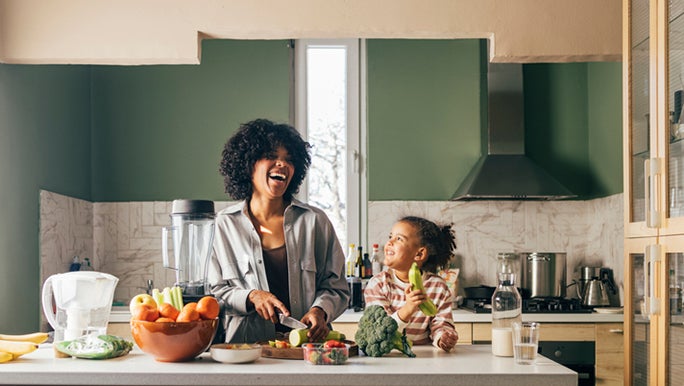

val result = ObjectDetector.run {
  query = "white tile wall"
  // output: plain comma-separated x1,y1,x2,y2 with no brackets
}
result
40,190,624,306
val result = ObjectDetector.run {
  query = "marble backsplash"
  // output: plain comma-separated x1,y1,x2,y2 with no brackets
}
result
40,190,624,306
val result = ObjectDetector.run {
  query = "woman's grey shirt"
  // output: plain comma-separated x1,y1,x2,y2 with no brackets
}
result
208,199,350,343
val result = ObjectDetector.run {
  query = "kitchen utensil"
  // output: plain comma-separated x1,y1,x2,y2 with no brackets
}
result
576,266,602,300
278,313,308,329
259,340,359,359
210,343,262,363
162,199,216,302
582,277,610,307
599,268,621,307
464,285,496,300
41,271,118,344
520,252,567,298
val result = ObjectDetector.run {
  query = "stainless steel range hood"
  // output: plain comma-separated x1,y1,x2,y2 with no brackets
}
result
451,63,576,200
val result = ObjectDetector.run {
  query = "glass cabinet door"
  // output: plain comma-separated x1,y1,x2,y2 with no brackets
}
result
630,237,684,386
667,1,684,225
667,251,684,385
628,0,653,231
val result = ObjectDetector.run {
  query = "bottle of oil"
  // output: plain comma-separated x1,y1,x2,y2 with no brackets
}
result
355,245,364,278
345,244,355,277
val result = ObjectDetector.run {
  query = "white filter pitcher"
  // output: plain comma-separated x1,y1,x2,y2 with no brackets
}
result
42,271,118,342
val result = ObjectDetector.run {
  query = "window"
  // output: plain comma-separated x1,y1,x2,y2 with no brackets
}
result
294,39,367,249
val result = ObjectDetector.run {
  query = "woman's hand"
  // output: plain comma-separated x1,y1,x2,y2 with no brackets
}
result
301,307,329,342
437,329,458,352
247,290,288,324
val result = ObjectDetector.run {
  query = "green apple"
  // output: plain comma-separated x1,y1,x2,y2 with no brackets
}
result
129,293,157,313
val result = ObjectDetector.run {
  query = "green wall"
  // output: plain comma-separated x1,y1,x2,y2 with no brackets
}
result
91,39,291,201
0,64,91,333
367,39,485,200
367,40,623,200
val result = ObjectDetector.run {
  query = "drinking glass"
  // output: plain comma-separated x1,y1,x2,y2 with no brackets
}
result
512,322,540,365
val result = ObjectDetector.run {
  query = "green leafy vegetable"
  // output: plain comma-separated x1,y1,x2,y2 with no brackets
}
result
55,335,133,360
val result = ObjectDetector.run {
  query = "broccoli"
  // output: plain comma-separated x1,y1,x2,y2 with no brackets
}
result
354,305,416,358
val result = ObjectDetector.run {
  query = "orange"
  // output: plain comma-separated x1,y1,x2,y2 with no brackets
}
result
176,302,200,322
154,317,176,323
196,296,220,320
131,304,159,322
158,302,180,321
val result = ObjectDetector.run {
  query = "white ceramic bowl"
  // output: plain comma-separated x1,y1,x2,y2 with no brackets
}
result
210,343,262,364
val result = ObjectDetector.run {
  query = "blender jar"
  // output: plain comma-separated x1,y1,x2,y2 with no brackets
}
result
162,199,216,301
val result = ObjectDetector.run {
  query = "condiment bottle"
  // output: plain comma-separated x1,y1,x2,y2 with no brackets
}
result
491,270,522,357
345,244,355,277
371,244,383,275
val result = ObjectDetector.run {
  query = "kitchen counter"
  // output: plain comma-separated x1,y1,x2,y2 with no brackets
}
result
334,308,624,323
110,307,624,324
0,344,576,386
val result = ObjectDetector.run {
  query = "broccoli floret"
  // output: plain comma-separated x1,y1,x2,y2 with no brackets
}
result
354,305,415,358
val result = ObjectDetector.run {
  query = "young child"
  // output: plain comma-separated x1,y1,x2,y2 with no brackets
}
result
363,216,459,352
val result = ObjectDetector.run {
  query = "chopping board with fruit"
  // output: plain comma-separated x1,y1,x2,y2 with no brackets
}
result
260,328,358,359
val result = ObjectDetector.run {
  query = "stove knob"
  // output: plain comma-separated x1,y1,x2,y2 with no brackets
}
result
554,350,562,358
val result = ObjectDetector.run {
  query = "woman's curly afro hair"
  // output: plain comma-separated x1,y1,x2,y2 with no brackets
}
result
219,119,311,201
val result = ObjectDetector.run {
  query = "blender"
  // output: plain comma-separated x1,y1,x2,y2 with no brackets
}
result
162,199,216,303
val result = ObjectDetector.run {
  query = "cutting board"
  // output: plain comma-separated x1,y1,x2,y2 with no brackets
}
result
259,340,358,359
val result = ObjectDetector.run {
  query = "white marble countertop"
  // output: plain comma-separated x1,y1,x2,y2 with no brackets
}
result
0,344,576,386
110,307,624,324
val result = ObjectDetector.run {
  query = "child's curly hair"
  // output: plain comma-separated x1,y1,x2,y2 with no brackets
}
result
400,216,456,273
219,119,311,201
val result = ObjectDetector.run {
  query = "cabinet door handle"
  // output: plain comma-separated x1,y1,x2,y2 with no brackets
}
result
644,158,663,228
644,244,662,318
608,329,624,334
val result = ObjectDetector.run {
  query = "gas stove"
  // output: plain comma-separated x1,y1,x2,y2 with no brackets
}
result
461,297,592,314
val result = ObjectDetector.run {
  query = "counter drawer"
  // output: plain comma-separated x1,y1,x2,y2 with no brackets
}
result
472,323,595,342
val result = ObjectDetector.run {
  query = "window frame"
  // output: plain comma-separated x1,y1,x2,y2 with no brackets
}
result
293,38,367,247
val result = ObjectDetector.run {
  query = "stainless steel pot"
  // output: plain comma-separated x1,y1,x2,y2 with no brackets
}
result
520,252,567,298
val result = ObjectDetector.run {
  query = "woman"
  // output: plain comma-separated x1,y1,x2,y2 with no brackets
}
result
209,118,349,343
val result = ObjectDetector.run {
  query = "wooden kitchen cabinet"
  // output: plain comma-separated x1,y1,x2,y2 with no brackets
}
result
596,323,626,386
624,0,684,384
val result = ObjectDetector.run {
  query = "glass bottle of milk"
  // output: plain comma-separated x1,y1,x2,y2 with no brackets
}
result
491,271,522,357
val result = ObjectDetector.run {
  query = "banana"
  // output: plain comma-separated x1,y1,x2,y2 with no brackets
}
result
0,351,13,363
0,332,49,344
0,340,38,359
408,262,438,316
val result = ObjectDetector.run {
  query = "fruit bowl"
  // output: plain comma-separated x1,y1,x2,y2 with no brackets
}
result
130,318,218,362
210,343,262,363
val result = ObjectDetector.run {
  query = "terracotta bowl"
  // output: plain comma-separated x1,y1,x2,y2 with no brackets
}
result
130,318,218,362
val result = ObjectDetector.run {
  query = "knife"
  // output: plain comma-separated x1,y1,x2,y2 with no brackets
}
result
277,313,308,329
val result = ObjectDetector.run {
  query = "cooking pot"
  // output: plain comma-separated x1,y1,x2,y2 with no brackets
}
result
520,252,567,298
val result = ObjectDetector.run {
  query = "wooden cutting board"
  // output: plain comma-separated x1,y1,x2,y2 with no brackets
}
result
259,340,358,359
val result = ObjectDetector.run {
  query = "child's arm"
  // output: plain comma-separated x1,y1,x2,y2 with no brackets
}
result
425,275,459,351
363,273,410,332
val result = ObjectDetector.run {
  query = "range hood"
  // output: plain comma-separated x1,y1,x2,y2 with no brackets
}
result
451,63,576,200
